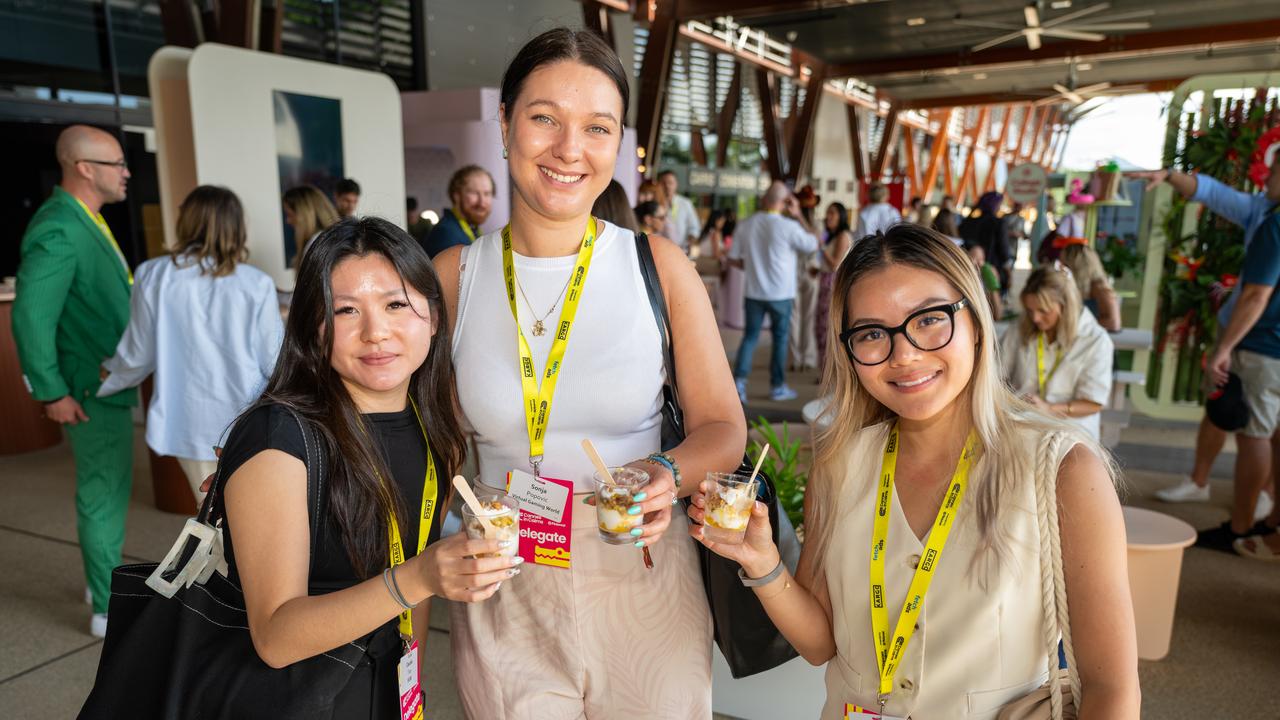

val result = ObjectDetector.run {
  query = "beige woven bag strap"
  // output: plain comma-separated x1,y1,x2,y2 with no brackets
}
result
1033,430,1082,720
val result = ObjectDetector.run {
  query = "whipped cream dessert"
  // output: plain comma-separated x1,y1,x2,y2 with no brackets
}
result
596,486,640,534
704,482,754,530
466,500,519,557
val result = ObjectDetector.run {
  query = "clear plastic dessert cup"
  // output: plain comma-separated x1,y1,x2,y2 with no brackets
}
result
592,466,650,545
462,491,520,558
701,472,759,545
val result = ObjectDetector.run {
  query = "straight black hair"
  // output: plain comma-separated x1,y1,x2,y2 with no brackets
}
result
500,28,629,122
254,216,465,577
825,202,850,239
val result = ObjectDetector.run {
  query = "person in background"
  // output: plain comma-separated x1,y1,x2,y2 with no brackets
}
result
966,243,1003,321
790,184,823,373
1132,161,1280,523
13,124,137,639
98,185,283,505
1001,266,1113,441
406,196,434,245
423,165,495,258
636,178,665,206
658,169,700,254
1001,201,1027,266
334,177,361,218
729,181,820,402
960,191,1010,296
855,183,900,238
815,202,853,372
905,195,924,223
938,194,963,227
633,200,667,236
1059,241,1121,331
590,179,639,233
282,185,340,267
702,209,744,330
931,208,964,246
691,224,1139,719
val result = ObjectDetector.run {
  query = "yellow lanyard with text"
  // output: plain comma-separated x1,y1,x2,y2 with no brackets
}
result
870,424,980,707
1035,333,1064,397
454,208,477,244
386,400,439,639
74,197,133,285
501,218,597,476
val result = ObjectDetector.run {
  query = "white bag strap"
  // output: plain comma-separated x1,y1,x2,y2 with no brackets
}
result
1033,430,1082,720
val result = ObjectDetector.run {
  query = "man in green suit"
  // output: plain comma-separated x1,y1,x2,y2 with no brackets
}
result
13,125,137,638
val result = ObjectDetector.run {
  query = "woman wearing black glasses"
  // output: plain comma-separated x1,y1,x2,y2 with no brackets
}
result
689,224,1139,719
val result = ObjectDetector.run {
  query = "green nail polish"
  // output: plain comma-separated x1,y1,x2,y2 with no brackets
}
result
634,540,646,548
627,505,642,515
582,496,593,504
630,528,643,536
633,492,648,502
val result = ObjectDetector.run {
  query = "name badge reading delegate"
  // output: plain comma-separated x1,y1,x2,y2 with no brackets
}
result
506,470,572,569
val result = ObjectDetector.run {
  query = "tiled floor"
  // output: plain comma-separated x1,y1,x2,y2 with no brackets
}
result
3,327,1278,718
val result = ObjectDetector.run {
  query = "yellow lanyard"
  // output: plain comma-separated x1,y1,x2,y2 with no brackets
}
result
1035,333,1064,397
385,399,439,639
74,197,133,285
870,424,980,707
500,217,597,476
454,208,477,244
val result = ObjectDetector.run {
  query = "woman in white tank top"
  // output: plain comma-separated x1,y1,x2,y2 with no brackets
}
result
688,224,1140,718
434,29,745,719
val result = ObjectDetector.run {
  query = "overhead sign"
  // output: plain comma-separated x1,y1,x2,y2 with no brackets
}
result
1005,163,1049,204
680,165,771,195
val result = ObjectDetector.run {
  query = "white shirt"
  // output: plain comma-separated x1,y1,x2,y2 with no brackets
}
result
728,212,819,301
665,194,701,252
999,308,1114,440
452,220,664,492
855,202,903,238
98,255,283,460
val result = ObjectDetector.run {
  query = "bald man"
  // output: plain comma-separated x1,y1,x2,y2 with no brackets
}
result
13,125,137,638
726,181,820,402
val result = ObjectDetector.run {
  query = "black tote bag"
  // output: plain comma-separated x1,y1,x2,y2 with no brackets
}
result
633,233,801,678
79,409,387,719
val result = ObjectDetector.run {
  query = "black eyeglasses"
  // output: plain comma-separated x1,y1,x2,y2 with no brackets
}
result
77,158,128,171
840,298,969,366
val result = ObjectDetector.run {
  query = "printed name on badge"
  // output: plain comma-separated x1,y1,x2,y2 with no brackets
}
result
398,641,422,720
506,470,573,569
507,469,569,523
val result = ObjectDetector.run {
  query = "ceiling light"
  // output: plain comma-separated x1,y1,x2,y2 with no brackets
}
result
906,17,926,26
974,72,988,80
1076,63,1092,71
1051,0,1072,7
637,147,647,158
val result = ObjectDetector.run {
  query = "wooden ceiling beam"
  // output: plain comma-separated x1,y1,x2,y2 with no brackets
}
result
756,67,788,180
919,108,953,202
831,19,1280,78
848,104,868,182
869,104,901,182
715,62,742,167
897,78,1186,110
786,59,829,182
901,126,921,200
635,0,679,176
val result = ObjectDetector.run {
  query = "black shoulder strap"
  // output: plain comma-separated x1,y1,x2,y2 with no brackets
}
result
634,232,686,440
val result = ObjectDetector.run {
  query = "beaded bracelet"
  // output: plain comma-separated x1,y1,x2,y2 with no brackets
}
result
645,452,682,500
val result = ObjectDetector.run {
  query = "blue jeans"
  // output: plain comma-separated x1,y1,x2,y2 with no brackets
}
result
734,298,793,389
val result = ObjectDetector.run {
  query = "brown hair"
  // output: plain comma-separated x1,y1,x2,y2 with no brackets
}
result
447,165,495,203
172,185,248,277
500,28,629,122
637,179,668,207
283,185,340,264
592,179,639,232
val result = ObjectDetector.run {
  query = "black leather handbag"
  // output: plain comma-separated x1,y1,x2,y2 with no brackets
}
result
634,233,801,678
79,409,394,719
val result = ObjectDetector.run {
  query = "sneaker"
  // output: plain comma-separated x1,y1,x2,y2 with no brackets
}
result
1255,491,1274,522
1154,477,1210,503
735,379,747,403
770,385,799,402
90,613,108,639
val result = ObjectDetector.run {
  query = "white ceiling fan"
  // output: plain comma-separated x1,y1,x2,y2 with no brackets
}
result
955,2,1154,53
1030,61,1150,107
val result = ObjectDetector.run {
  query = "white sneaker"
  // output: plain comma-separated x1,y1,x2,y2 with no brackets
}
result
90,613,108,639
1255,492,1274,522
1154,477,1210,503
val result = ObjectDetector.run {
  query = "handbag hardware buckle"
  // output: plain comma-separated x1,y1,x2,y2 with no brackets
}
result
145,518,225,598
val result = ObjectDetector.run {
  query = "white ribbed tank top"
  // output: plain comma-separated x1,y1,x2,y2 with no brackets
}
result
452,219,665,492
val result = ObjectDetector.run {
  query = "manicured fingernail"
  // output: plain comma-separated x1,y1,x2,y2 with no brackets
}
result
630,528,643,536
634,540,646,548
508,568,521,577
582,495,594,504
633,492,648,501
627,505,642,515
512,556,525,564
495,582,503,590
499,540,515,548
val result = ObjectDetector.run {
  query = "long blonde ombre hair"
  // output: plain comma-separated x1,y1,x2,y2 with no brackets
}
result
801,224,1106,585
1017,266,1082,348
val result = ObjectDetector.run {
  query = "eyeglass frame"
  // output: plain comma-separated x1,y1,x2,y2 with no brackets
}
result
77,158,128,171
839,298,970,366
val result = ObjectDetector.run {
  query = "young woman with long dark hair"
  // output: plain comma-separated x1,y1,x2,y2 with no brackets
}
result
215,217,520,717
815,201,853,371
434,27,744,717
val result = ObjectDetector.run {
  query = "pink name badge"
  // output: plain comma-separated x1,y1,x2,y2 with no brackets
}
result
845,704,904,720
506,470,572,569
398,641,422,720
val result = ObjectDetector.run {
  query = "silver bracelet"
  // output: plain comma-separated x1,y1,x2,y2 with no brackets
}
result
383,567,413,611
737,558,785,587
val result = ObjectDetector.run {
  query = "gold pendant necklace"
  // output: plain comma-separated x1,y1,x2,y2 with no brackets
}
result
515,272,571,337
